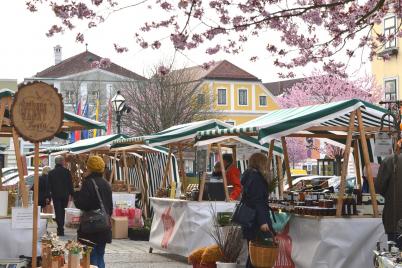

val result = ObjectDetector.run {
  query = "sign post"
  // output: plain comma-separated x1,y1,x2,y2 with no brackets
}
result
11,82,63,268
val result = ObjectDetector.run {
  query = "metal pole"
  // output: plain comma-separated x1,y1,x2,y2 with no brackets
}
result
117,112,121,134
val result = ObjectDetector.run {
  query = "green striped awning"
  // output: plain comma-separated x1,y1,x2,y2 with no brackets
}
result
0,88,14,98
48,134,127,154
198,99,392,144
114,120,234,147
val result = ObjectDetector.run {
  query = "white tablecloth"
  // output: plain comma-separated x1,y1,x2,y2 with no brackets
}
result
287,216,386,268
0,218,47,258
374,253,402,268
149,197,236,257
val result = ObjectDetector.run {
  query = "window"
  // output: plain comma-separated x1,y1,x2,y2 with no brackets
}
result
106,84,113,99
238,89,248,106
225,120,235,126
217,89,227,105
197,93,205,105
259,96,267,106
384,16,396,49
384,79,397,100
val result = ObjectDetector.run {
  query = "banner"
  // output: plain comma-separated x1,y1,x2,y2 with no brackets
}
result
149,198,236,257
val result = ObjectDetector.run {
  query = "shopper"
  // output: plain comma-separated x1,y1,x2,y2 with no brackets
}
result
376,142,402,248
241,152,274,268
48,156,74,236
31,166,51,211
74,155,113,268
222,154,242,200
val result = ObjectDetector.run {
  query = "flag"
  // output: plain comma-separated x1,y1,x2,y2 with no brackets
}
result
74,101,82,141
93,99,100,137
81,99,89,139
106,99,112,135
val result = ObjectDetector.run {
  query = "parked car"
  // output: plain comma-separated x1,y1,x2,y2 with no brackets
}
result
284,175,336,191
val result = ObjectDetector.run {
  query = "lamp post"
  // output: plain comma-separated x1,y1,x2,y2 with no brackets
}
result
111,91,126,134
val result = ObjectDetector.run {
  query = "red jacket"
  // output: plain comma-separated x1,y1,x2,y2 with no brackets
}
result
226,165,242,200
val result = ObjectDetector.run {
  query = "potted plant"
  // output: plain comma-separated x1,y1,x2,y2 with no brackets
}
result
80,245,93,268
65,240,83,268
51,245,64,268
209,205,243,268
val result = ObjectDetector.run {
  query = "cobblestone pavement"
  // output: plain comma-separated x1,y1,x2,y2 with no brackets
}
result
48,223,191,268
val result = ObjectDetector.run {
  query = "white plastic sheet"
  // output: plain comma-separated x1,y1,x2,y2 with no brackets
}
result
0,218,47,258
288,216,386,268
149,197,236,257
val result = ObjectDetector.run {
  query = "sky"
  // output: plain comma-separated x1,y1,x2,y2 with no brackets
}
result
0,1,371,83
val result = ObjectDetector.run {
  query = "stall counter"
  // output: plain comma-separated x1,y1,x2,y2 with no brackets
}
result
286,215,386,268
0,218,47,258
149,197,236,257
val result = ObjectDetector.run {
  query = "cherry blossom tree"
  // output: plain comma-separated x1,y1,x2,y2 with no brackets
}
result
26,0,399,76
286,137,309,168
277,73,382,174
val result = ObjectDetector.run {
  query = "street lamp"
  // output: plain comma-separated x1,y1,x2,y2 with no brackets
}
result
111,91,130,134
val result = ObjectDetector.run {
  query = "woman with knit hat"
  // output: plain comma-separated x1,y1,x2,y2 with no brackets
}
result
74,155,113,268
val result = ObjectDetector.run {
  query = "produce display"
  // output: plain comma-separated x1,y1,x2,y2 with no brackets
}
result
270,191,362,217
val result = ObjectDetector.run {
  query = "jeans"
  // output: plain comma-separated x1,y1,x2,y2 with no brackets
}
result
90,243,106,268
388,233,402,249
52,197,69,234
246,239,254,268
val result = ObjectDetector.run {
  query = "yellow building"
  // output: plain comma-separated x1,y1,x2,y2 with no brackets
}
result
372,15,400,100
182,60,279,125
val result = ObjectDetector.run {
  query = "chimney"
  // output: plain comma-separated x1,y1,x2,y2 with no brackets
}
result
54,45,62,65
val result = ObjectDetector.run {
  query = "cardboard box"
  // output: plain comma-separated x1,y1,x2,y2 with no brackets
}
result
112,216,128,239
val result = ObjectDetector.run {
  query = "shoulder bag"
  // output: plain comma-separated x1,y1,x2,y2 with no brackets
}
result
80,179,111,234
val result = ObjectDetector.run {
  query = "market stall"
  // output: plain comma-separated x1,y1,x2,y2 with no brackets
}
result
0,82,106,267
197,99,393,267
113,120,282,256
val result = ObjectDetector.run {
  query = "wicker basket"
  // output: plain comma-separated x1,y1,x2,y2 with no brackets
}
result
249,241,279,268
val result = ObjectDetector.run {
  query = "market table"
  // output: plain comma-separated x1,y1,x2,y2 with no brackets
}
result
285,215,386,268
0,218,47,258
373,251,402,268
149,197,236,257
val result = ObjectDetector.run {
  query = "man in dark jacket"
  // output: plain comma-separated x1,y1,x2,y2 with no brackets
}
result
375,151,402,247
48,156,73,236
74,155,113,268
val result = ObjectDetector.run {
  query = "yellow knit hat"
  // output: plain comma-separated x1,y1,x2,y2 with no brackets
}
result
87,155,105,173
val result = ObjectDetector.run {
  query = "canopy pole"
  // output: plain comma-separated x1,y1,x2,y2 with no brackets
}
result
357,108,379,217
136,156,148,219
122,151,130,193
142,156,150,219
178,145,187,193
12,129,29,207
353,141,362,190
161,147,172,189
267,140,275,172
218,144,230,201
281,137,292,188
198,145,211,202
336,111,355,217
110,152,118,183
276,155,284,198
31,142,40,268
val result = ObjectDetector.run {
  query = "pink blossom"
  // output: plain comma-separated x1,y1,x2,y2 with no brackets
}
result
170,33,187,50
178,0,188,9
100,58,111,68
160,1,173,10
152,40,162,49
206,45,221,54
157,65,170,75
114,43,129,53
91,61,100,68
92,0,103,6
46,25,63,37
140,41,149,48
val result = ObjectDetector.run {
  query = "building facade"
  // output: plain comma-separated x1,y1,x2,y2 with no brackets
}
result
371,14,401,101
182,60,279,126
24,46,146,135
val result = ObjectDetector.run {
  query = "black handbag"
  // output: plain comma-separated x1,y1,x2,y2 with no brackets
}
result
80,180,111,234
232,202,256,228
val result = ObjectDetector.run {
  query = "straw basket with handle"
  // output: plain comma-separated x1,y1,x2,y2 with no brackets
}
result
249,239,279,268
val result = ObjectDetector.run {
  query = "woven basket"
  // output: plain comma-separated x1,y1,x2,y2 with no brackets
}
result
249,241,279,268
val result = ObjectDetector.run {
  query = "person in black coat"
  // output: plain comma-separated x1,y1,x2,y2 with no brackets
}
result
48,156,74,236
31,166,51,209
74,155,113,268
241,152,274,268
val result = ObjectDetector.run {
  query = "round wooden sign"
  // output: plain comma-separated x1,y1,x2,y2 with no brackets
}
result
11,82,64,142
